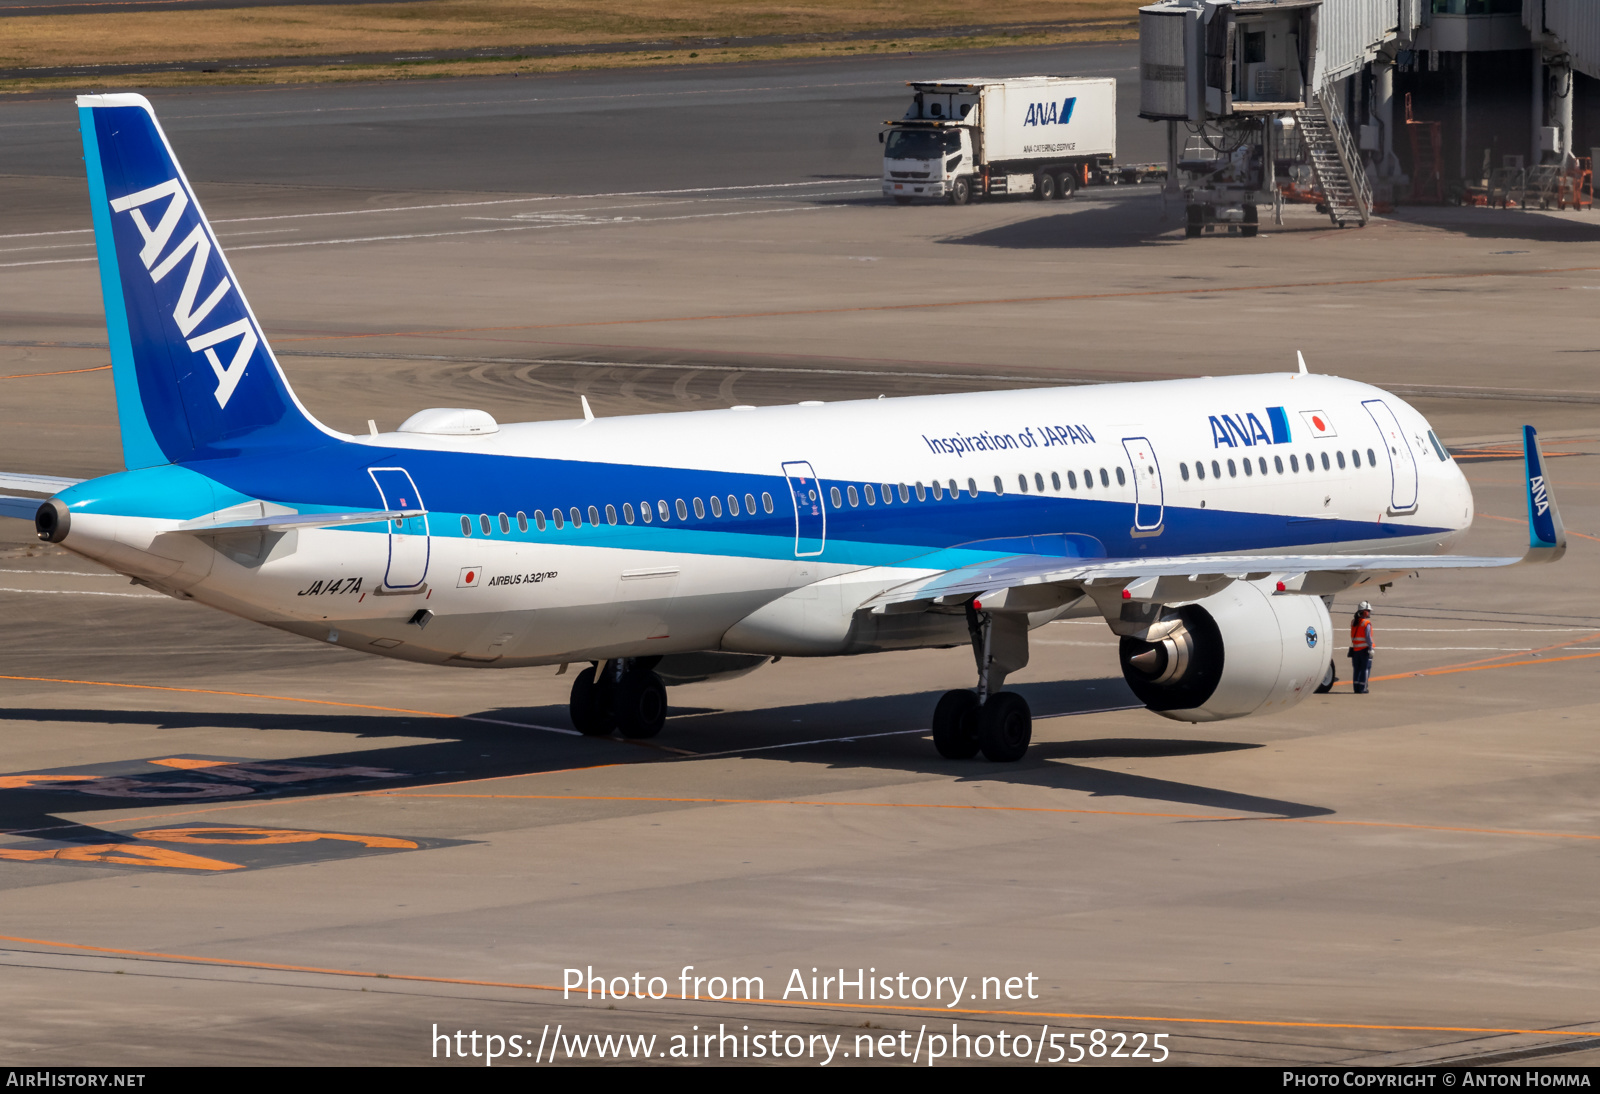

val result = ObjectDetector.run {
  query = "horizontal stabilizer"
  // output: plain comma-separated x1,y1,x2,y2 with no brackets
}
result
0,495,45,520
0,473,84,494
178,509,426,533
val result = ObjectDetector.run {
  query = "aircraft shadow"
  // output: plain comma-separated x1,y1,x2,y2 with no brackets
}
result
939,200,1183,250
1384,208,1600,244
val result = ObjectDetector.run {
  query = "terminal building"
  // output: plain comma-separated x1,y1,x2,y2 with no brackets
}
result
1138,0,1597,232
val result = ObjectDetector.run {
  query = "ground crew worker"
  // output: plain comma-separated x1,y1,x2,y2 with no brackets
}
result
1350,602,1374,694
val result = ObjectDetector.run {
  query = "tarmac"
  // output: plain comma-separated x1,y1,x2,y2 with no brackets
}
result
2,47,1600,1066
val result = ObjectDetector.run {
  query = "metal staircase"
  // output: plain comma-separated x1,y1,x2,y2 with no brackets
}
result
1297,86,1371,227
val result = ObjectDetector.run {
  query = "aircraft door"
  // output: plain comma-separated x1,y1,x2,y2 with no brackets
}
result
781,461,826,557
1361,399,1419,512
1122,436,1165,532
367,467,430,589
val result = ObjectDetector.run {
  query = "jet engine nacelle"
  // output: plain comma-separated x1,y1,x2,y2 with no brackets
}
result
1118,582,1332,723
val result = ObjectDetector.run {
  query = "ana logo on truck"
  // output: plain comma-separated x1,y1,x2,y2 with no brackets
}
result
1022,98,1076,127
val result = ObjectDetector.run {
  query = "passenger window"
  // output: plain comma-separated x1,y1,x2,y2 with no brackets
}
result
1350,449,1360,468
659,500,671,521
915,482,927,501
1321,452,1331,471
605,504,617,525
847,485,859,507
589,505,601,525
682,499,694,520
1226,460,1237,478
461,515,472,536
726,494,739,516
1336,450,1346,470
1100,468,1110,487
570,507,582,527
745,492,756,514
534,510,546,531
1082,470,1093,490
709,496,722,517
553,509,565,529
1035,472,1045,492
1258,457,1267,475
898,484,910,503
1180,462,1190,481
640,501,653,524
1273,456,1283,474
1115,466,1126,486
864,484,876,506
1211,460,1221,478
1367,448,1378,467
762,492,774,513
1050,472,1060,491
623,503,635,524
1067,470,1078,489
1017,473,1028,494
1243,459,1253,477
829,487,842,509
498,512,510,533
948,478,958,497
480,514,492,534
930,480,943,500
1290,454,1300,472
1195,461,1205,481
1304,452,1314,471
967,478,977,497
994,475,1005,495
517,511,528,532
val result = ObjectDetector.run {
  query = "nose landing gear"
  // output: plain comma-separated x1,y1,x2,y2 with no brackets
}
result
570,658,668,739
931,600,1033,762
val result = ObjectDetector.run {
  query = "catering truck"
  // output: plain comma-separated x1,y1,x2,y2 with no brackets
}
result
881,77,1118,205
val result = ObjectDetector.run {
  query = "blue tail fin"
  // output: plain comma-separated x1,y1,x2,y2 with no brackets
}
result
77,93,333,469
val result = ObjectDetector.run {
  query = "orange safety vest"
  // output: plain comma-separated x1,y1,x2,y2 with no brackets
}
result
1351,618,1373,652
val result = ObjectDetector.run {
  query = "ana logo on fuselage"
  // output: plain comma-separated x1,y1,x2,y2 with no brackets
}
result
1209,406,1294,449
1022,98,1077,127
109,178,257,409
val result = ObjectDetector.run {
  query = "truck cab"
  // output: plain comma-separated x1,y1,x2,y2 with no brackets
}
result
882,124,974,204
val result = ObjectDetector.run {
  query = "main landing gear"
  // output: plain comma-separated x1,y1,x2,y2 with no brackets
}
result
931,601,1033,762
570,657,667,739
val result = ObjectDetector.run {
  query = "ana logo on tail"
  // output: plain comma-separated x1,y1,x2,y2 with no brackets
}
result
109,178,258,409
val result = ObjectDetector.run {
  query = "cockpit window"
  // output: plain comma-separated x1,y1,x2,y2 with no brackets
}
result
1426,430,1450,462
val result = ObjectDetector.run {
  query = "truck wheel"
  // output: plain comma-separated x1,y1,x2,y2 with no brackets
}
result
1056,170,1077,199
949,177,972,206
1035,173,1055,201
1242,205,1259,237
1185,204,1203,238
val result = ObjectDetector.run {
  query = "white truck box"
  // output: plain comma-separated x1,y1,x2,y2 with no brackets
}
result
882,76,1117,204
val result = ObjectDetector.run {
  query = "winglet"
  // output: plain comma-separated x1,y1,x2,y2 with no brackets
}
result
1522,425,1566,563
580,395,595,422
1296,351,1309,376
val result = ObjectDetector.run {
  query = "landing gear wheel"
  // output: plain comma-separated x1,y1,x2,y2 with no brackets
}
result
1056,170,1077,199
932,689,981,759
1035,172,1056,201
569,665,613,736
949,177,972,206
977,692,1032,762
614,670,668,739
1315,661,1337,694
893,196,913,205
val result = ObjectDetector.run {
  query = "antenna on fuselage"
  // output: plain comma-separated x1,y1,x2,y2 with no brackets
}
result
580,395,595,422
1296,351,1309,376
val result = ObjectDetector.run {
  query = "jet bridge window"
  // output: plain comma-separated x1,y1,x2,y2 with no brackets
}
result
461,515,472,536
480,514,492,534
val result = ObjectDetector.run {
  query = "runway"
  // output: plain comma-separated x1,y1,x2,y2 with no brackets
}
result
4,50,1600,1066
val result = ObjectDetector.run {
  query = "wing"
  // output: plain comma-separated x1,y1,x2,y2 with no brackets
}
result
866,425,1565,613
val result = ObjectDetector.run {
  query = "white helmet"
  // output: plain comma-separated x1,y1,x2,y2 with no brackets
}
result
1358,601,1372,612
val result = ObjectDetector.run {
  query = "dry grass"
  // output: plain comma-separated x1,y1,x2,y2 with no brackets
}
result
0,0,1141,69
